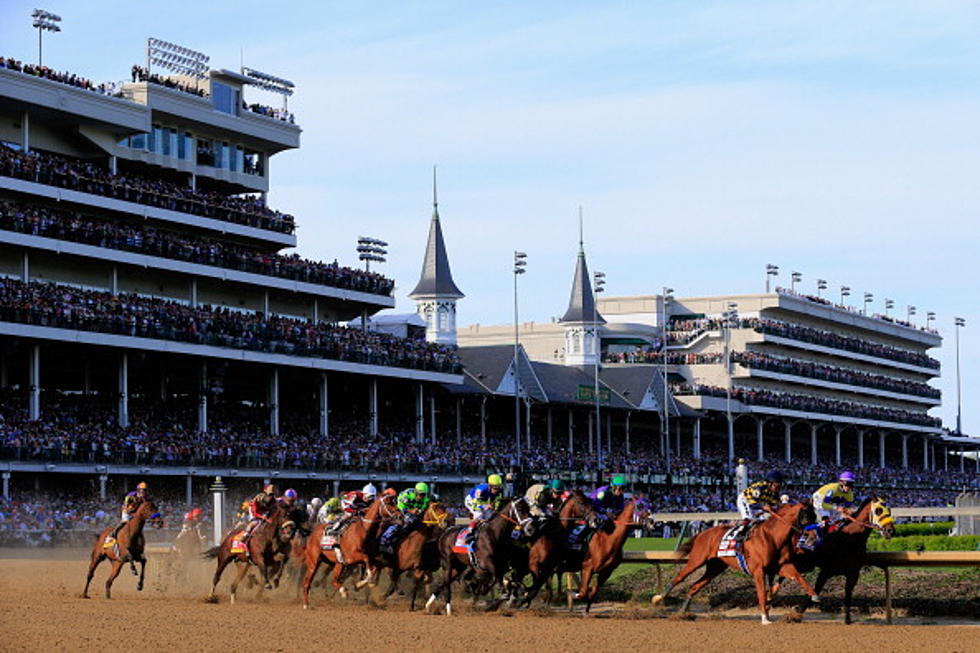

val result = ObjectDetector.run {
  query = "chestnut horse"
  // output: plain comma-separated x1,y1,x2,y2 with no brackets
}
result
380,501,452,610
652,501,819,624
83,498,164,599
425,498,537,615
775,496,895,623
204,501,305,604
508,490,602,608
558,498,650,613
300,493,400,608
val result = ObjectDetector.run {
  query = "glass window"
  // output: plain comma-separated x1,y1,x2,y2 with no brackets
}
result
211,82,239,115
162,128,172,156
131,133,147,150
151,125,165,154
146,128,155,153
243,150,263,176
231,145,242,172
196,139,214,166
213,140,223,168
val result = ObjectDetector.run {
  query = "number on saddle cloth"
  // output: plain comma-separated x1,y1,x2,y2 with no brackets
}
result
565,523,590,551
379,523,401,554
717,526,743,557
453,527,473,554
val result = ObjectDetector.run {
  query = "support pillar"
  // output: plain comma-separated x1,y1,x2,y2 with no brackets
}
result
810,423,818,465
189,278,198,308
922,435,928,470
784,420,792,463
263,290,270,316
961,447,965,473
2,472,10,500
546,406,553,449
834,427,841,465
588,413,594,454
525,400,532,449
313,298,319,324
674,419,681,457
944,445,948,471
726,414,735,462
415,384,424,444
197,361,208,434
210,477,227,547
568,409,574,453
902,434,909,469
185,475,193,506
625,412,633,455
693,418,701,460
318,372,328,438
98,474,108,501
21,110,29,151
369,378,379,437
429,394,436,444
110,266,118,296
756,418,764,462
21,251,29,282
456,398,462,444
332,480,340,497
109,154,117,175
879,432,886,469
857,429,865,468
480,396,487,447
268,368,279,436
28,344,40,421
117,352,129,428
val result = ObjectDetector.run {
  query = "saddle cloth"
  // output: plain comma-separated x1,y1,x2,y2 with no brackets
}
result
717,526,741,558
452,527,473,554
103,536,116,549
230,536,247,554
320,533,339,550
566,523,591,551
379,524,400,554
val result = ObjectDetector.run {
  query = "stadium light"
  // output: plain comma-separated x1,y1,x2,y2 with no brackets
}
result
593,271,606,469
907,305,916,322
955,317,966,434
926,311,936,329
765,264,779,293
863,292,874,315
884,298,894,316
790,271,802,292
840,285,851,305
146,38,210,89
661,286,674,473
241,66,296,110
816,279,827,298
31,9,61,68
513,250,528,465
356,236,387,272
722,302,739,462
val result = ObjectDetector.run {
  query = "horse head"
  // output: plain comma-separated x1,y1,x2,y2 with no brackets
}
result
425,502,452,529
139,499,164,529
868,496,895,539
507,498,538,540
561,490,603,530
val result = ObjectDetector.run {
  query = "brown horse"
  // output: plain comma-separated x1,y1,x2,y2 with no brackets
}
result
380,501,452,610
204,501,305,604
558,498,650,613
508,490,602,608
83,499,164,599
652,501,819,624
775,496,895,623
300,493,400,608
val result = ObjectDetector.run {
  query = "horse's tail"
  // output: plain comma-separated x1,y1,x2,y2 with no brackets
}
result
202,545,220,559
677,535,697,556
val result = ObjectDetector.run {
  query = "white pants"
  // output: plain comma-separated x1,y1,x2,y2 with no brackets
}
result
812,492,836,520
465,495,493,521
737,496,766,521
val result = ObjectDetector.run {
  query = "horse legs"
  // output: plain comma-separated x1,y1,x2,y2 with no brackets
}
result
679,558,727,613
229,561,251,604
843,571,859,625
585,566,613,614
752,571,772,625
207,553,233,602
302,554,323,609
775,561,819,616
384,569,403,601
331,562,349,599
575,561,596,602
104,560,125,599
652,557,706,605
82,553,105,599
137,556,147,591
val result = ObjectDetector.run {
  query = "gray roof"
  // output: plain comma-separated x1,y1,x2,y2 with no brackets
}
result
559,249,605,324
600,366,700,417
408,200,464,299
529,362,629,409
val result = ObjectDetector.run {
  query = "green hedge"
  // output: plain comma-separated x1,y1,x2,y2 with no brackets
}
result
893,522,954,537
867,534,980,551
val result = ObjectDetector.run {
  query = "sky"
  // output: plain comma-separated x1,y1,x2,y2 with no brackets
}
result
1,1,977,433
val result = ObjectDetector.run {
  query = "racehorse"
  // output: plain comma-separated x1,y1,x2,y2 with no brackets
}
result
774,496,895,623
167,519,208,584
425,498,537,615
83,498,164,599
204,501,306,604
300,493,400,608
559,498,649,613
508,490,601,608
652,500,819,624
380,501,452,610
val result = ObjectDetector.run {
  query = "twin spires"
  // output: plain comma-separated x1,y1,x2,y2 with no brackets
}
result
410,167,463,345
560,214,603,366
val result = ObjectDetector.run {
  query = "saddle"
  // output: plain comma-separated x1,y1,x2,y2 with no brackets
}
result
565,522,594,552
103,536,122,558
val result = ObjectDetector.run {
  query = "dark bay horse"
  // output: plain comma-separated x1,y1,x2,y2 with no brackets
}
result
425,498,536,615
508,490,601,608
559,498,650,613
776,496,895,623
205,501,305,604
381,501,452,610
652,501,819,624
300,493,400,608
83,499,164,599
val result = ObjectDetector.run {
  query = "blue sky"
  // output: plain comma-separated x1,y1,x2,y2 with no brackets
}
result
1,1,977,433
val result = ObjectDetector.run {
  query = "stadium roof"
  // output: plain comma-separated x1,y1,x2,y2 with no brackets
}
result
408,171,464,300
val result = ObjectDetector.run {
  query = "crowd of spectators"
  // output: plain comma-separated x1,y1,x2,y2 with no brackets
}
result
1,57,121,97
0,199,394,296
775,287,939,335
130,64,206,97
602,349,724,365
731,351,940,399
0,145,296,235
0,278,460,372
673,383,942,427
244,102,295,123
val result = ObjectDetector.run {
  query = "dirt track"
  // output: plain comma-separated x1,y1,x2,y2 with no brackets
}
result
1,550,978,653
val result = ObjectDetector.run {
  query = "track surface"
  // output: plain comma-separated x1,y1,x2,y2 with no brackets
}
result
1,550,978,653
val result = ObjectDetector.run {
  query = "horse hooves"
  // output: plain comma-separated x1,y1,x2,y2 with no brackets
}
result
204,595,219,604
651,594,664,605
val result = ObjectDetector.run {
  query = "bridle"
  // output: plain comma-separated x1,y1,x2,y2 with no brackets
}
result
497,499,534,533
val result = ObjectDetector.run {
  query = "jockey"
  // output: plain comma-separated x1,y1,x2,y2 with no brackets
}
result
589,475,628,518
465,474,505,522
341,483,376,515
243,484,277,542
280,488,299,507
307,497,323,522
738,471,783,522
320,497,345,532
181,507,203,530
111,481,149,540
524,481,559,519
383,483,431,554
812,471,857,522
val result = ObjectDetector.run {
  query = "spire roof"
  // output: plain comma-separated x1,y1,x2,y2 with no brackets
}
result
408,167,464,300
559,215,604,324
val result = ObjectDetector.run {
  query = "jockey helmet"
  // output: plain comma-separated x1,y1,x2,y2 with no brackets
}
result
284,488,298,501
766,470,784,483
191,507,202,519
611,475,627,487
383,488,397,497
487,474,504,487
325,497,341,511
362,483,378,499
548,479,565,491
310,498,323,509
136,481,148,492
415,482,429,495
839,471,856,484
263,484,276,495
